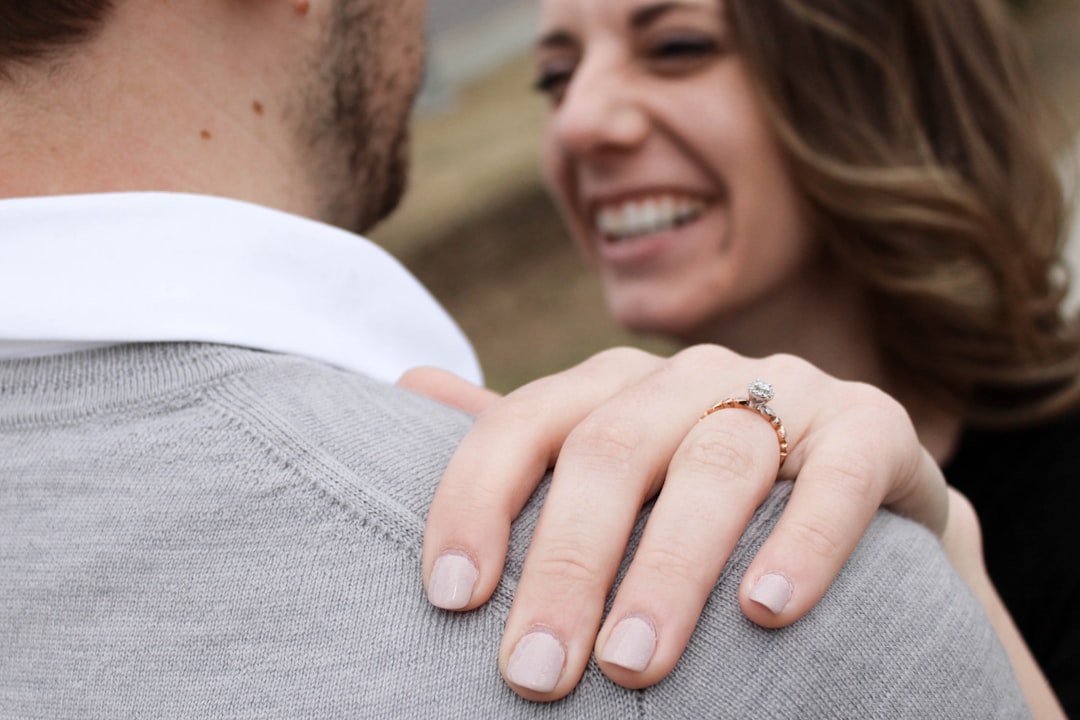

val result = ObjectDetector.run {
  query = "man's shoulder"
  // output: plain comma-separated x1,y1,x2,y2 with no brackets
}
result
154,343,476,554
0,343,1031,718
205,345,474,518
620,484,1030,718
0,341,473,561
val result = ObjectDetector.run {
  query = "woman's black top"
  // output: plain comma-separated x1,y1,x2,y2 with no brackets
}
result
945,409,1080,714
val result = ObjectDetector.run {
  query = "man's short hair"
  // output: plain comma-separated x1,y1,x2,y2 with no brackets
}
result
0,1,114,75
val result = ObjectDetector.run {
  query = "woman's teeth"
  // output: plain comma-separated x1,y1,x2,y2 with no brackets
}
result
595,196,705,240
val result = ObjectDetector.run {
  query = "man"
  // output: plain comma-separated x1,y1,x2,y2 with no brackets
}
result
0,1,1029,717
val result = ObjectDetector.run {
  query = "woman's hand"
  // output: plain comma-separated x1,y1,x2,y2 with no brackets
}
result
400,345,949,702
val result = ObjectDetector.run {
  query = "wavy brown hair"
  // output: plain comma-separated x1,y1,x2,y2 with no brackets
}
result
727,0,1080,426
0,1,114,78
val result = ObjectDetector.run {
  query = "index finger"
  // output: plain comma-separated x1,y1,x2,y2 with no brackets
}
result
423,348,662,611
396,366,502,416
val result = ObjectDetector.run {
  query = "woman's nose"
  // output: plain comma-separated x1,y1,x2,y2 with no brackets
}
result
551,59,648,158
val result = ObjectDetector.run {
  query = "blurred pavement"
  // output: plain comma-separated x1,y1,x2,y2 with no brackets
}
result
421,0,537,111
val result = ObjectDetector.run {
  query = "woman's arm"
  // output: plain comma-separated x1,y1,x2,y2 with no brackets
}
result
942,487,1065,718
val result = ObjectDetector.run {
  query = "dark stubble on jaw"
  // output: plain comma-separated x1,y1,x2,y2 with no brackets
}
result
298,0,415,234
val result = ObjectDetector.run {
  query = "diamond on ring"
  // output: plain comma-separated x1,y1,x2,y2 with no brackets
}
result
699,379,788,470
747,380,774,409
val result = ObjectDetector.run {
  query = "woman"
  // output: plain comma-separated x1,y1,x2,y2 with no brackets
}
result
412,0,1079,713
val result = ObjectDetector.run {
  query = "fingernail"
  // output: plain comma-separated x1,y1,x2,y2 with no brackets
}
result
427,552,478,610
599,615,656,672
749,573,793,614
506,629,565,693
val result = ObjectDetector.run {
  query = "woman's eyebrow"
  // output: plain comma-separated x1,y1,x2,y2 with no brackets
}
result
536,0,710,50
536,29,576,51
630,1,706,30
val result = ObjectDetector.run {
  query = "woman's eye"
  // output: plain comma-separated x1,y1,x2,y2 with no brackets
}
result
651,36,720,62
532,66,574,102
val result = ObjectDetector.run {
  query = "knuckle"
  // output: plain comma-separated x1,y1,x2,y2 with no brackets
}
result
802,426,885,499
669,344,739,374
761,352,814,379
815,455,880,507
444,476,512,515
832,380,908,425
562,420,642,476
529,540,609,592
830,385,921,466
784,515,847,562
462,393,554,470
475,386,563,439
756,353,833,395
678,429,762,487
845,381,904,416
582,345,656,373
632,544,711,588
489,384,555,427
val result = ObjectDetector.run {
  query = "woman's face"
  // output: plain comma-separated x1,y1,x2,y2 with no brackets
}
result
537,0,821,340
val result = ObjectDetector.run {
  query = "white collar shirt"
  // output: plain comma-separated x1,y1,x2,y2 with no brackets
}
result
0,192,483,385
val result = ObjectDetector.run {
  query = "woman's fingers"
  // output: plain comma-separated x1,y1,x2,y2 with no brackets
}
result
736,385,947,628
592,407,780,687
422,348,662,612
583,365,947,693
495,347,755,699
396,366,502,416
421,344,950,700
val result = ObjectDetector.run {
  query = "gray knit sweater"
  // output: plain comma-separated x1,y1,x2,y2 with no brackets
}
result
0,343,1029,718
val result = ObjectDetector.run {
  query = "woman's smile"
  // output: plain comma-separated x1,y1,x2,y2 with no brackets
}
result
537,0,819,338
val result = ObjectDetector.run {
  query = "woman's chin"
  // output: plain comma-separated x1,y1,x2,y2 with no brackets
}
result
609,304,715,345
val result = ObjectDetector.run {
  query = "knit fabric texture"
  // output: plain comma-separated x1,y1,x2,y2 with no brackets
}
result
0,343,1029,718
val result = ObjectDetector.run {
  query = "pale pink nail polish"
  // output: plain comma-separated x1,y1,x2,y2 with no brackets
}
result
506,629,565,693
427,552,478,610
599,616,656,672
749,573,793,614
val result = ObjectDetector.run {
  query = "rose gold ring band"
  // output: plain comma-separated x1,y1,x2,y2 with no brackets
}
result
699,380,788,470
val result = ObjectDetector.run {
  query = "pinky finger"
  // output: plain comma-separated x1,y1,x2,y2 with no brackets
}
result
737,447,900,628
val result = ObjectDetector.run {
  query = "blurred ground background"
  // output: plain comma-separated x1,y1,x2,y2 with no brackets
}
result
373,0,1080,393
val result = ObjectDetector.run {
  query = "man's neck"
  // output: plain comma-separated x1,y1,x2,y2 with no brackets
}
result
0,4,315,218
